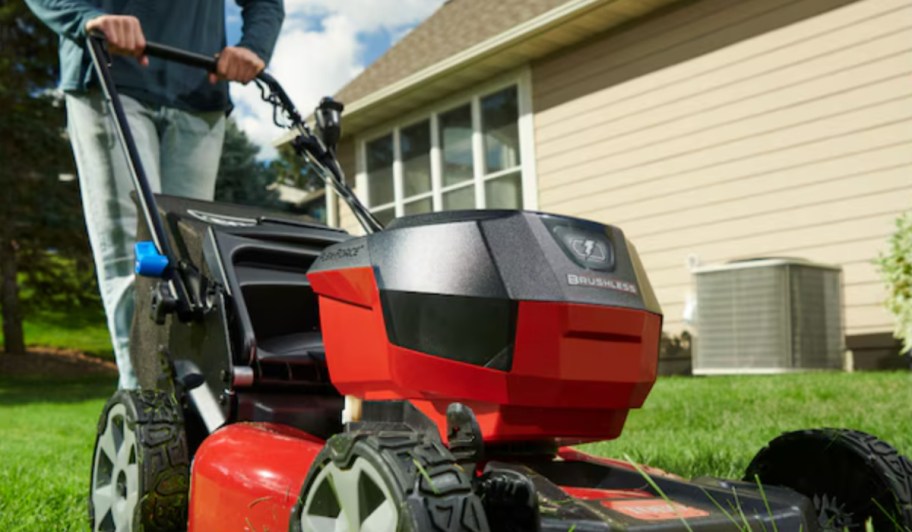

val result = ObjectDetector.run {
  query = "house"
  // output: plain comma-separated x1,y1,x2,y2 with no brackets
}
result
316,0,912,368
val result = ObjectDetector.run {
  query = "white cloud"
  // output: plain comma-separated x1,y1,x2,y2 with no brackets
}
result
283,0,444,33
230,0,445,160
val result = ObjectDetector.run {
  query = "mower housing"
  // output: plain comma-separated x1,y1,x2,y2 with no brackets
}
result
308,210,663,444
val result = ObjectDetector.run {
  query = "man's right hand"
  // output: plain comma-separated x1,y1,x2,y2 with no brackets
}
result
85,15,148,66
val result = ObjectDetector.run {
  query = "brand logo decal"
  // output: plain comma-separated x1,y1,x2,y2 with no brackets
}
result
320,244,365,262
602,499,710,521
551,225,615,271
568,273,638,294
186,209,257,227
569,237,609,263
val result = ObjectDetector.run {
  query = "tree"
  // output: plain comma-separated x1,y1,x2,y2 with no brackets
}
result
269,142,331,222
0,2,89,354
270,142,324,193
214,118,282,209
215,118,330,221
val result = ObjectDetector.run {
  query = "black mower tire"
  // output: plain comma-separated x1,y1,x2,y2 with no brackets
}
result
745,428,912,532
290,430,490,532
89,389,190,532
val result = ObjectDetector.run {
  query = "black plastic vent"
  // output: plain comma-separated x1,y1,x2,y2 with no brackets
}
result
380,291,517,371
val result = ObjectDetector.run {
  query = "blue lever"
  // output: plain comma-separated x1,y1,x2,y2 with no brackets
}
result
134,241,169,277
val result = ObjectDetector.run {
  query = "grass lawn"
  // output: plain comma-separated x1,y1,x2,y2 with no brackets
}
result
0,374,116,531
0,371,909,530
4,308,113,360
584,371,912,479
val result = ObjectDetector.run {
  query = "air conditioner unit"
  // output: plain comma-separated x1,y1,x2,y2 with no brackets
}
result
693,258,844,375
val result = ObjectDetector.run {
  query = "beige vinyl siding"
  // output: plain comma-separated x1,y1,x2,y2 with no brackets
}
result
532,0,912,336
337,203,361,234
334,138,365,235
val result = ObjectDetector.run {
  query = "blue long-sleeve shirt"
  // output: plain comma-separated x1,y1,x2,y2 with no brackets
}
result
25,0,284,112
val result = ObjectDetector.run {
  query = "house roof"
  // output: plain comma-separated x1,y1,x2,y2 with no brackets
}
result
335,0,570,105
276,0,684,143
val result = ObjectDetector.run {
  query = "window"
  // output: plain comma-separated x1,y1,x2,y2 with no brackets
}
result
359,75,534,223
401,120,433,214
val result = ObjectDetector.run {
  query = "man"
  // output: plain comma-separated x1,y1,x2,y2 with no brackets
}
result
26,1,284,389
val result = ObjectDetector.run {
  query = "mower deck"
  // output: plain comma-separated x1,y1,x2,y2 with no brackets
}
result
186,423,813,531
525,454,810,531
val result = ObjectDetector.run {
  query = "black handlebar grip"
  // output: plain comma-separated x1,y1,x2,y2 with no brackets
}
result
144,42,277,83
144,42,218,72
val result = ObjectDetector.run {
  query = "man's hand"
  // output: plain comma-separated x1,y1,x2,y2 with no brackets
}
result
209,46,265,85
85,15,148,66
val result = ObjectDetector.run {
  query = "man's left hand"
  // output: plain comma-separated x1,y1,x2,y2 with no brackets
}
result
210,46,265,84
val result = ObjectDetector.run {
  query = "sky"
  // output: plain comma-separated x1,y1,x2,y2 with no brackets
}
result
225,0,446,160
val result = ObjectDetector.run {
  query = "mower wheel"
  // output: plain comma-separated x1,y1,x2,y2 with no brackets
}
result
745,428,912,531
290,430,490,532
89,390,190,532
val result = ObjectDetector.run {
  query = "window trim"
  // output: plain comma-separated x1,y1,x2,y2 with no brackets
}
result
354,66,538,220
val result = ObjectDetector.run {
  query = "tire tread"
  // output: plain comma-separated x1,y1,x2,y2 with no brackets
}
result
89,390,189,532
746,428,912,531
293,430,489,532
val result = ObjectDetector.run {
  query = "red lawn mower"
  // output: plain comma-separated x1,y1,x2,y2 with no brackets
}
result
85,36,912,532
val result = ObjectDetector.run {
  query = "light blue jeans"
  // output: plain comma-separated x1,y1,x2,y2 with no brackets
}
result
66,92,225,389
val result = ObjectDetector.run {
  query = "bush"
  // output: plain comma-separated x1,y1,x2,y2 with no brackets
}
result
20,252,101,315
876,212,912,354
660,330,692,359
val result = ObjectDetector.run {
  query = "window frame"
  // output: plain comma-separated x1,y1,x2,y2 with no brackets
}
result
354,67,538,220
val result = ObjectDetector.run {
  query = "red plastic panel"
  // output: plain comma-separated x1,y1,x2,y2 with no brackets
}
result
511,301,660,409
308,266,376,309
188,423,324,532
309,267,662,443
561,486,653,501
308,268,396,392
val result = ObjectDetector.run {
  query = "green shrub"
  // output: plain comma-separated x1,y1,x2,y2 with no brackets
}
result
20,252,101,315
659,330,692,359
876,212,912,354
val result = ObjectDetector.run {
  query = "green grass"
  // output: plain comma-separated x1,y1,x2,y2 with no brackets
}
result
0,375,115,531
584,371,912,479
0,371,909,529
4,308,112,360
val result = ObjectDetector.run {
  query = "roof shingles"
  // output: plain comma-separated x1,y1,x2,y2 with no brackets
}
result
335,0,571,105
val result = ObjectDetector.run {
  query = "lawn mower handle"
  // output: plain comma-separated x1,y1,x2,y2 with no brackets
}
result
86,34,381,322
141,40,383,234
143,41,219,72
143,42,284,90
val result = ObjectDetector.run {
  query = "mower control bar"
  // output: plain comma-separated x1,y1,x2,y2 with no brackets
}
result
143,42,295,119
144,41,219,72
143,42,301,127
